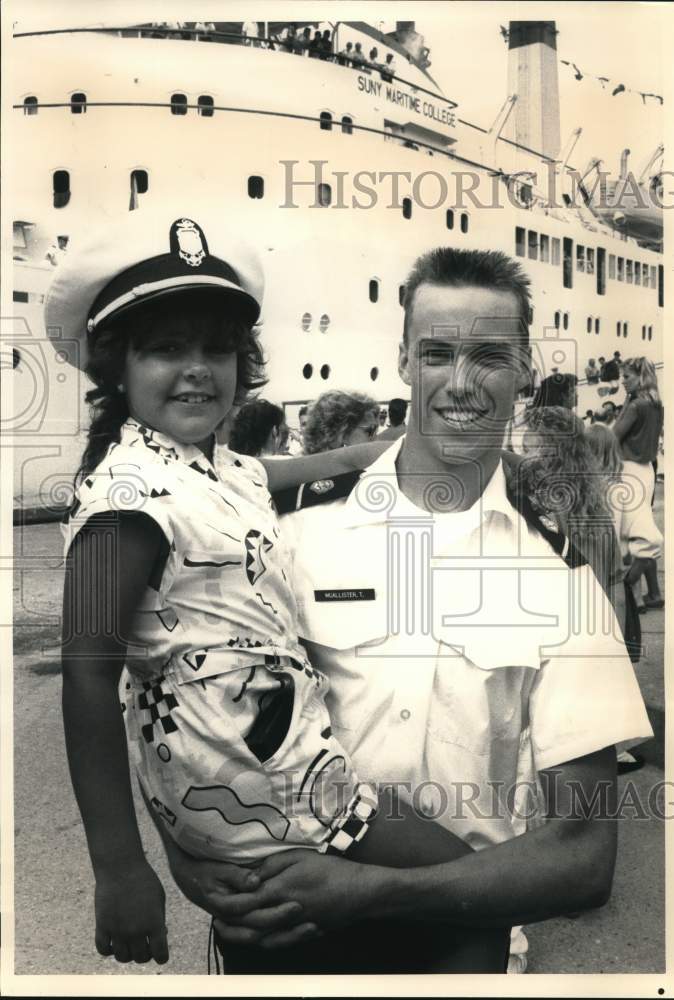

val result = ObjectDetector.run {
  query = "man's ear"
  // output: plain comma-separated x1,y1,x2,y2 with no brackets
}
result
398,339,412,386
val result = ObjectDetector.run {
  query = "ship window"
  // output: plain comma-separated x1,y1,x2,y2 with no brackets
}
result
130,169,149,195
319,314,330,332
649,325,653,341
12,348,21,368
540,234,550,263
53,170,71,208
653,265,659,293
596,247,606,296
402,198,412,220
642,266,649,288
617,257,624,281
317,182,332,207
170,93,188,115
369,279,379,303
301,312,312,331
624,322,628,338
586,248,595,275
617,321,621,337
595,318,600,334
554,311,560,330
551,238,561,266
563,239,573,288
341,115,353,135
319,111,333,131
563,312,569,331
13,291,29,303
626,260,633,284
609,254,616,279
447,209,455,230
320,363,330,380
515,226,525,257
248,175,264,199
197,95,214,117
635,262,641,285
576,245,585,272
370,367,379,381
23,96,38,115
302,363,313,379
587,317,592,334
70,92,87,114
642,325,646,341
460,212,469,234
398,284,405,306
527,231,538,260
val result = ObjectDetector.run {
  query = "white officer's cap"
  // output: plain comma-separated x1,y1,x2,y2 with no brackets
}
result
44,207,264,369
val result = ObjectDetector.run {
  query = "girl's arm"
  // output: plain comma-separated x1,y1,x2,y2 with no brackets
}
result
258,440,391,493
62,511,169,965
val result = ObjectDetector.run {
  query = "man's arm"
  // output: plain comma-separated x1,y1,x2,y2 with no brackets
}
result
197,746,617,943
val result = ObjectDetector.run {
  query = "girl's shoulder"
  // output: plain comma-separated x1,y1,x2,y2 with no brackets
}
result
213,445,269,491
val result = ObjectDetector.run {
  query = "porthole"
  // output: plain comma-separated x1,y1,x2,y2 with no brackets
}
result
197,95,214,117
130,169,149,195
301,312,312,331
248,175,264,199
370,367,379,381
320,363,330,380
53,170,70,209
369,279,379,303
302,363,313,379
563,312,569,331
317,183,332,207
319,111,333,131
170,93,188,115
402,197,412,220
71,92,87,114
23,96,38,115
319,314,330,333
398,284,405,306
341,115,353,135
460,213,469,233
446,209,455,230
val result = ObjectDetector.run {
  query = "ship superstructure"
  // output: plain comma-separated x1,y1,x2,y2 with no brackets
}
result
8,19,664,511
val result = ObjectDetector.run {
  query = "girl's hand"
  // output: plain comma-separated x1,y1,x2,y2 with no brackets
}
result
94,861,169,965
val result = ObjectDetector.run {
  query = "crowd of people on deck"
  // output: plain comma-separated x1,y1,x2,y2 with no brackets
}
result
136,21,404,79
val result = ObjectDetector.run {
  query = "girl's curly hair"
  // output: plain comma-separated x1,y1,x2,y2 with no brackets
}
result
73,289,266,486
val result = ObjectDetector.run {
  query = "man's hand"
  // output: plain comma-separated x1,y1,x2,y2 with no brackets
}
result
94,861,168,964
212,849,375,948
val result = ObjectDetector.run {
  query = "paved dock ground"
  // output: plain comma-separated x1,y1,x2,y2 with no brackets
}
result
9,484,665,976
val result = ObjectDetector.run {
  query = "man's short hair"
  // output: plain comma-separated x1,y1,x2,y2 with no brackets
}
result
388,398,408,426
402,247,531,344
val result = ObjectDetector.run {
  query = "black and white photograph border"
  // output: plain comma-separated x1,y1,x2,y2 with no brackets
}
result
1,0,673,995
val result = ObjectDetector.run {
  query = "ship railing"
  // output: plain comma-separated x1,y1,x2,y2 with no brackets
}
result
14,26,457,113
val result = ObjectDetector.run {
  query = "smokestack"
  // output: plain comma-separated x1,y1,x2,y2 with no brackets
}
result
506,21,561,159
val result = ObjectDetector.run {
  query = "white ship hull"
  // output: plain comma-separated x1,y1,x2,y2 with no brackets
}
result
7,25,663,512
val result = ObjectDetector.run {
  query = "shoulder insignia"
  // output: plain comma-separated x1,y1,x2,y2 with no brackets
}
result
309,479,334,495
272,469,362,515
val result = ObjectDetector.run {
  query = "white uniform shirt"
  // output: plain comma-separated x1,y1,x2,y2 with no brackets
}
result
283,439,653,850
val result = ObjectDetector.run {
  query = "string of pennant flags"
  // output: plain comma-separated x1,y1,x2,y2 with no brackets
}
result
499,26,663,105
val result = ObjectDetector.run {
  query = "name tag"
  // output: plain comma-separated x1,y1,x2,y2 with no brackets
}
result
314,588,376,602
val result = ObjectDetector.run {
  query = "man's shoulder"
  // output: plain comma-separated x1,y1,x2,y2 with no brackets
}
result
273,469,362,517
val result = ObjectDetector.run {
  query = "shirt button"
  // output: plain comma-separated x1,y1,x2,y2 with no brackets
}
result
400,709,411,721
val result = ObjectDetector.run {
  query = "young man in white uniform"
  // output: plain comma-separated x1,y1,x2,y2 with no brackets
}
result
164,248,653,973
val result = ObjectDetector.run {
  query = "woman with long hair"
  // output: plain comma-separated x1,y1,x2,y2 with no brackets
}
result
302,390,380,454
612,357,664,609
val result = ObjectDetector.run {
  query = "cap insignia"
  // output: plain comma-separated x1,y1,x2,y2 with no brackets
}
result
171,218,208,268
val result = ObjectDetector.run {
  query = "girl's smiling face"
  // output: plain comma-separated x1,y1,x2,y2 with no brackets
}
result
122,300,239,455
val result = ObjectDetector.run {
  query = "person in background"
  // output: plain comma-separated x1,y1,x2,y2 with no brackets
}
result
337,40,353,65
379,397,408,440
531,370,577,409
585,358,599,384
319,29,333,59
583,409,595,426
46,234,69,266
302,390,380,453
297,26,312,54
309,30,323,58
351,41,366,66
601,354,620,384
368,46,381,69
229,399,290,458
241,20,260,45
612,357,664,610
381,52,397,80
602,400,618,426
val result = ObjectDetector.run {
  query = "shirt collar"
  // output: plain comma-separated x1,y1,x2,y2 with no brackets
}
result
121,418,215,473
342,435,518,528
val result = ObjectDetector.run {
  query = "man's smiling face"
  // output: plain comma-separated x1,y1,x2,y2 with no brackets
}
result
398,282,529,470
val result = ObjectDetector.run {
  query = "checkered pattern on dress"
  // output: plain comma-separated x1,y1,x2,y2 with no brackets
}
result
138,678,179,743
320,785,378,856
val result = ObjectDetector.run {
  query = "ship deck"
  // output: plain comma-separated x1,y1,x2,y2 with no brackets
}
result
11,482,665,975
